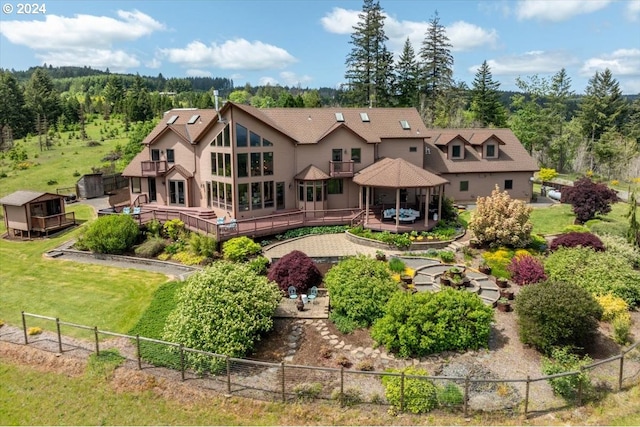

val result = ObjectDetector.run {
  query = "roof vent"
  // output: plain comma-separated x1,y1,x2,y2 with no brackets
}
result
187,114,200,124
400,120,410,130
360,112,370,122
335,112,344,122
166,115,178,125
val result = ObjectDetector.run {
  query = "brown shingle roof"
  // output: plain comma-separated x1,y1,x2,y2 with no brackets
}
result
424,128,539,174
0,190,56,206
232,104,429,145
121,151,146,177
142,109,220,145
295,165,331,181
354,158,449,188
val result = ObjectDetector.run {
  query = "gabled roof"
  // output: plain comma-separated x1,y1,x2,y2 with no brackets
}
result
432,133,471,146
354,158,449,188
231,104,428,145
143,109,220,145
0,190,60,206
121,151,146,177
294,165,331,181
424,128,539,174
167,164,193,179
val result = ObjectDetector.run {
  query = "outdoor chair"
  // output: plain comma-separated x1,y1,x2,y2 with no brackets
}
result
288,286,298,301
122,207,131,215
216,216,225,225
307,286,318,304
132,207,141,216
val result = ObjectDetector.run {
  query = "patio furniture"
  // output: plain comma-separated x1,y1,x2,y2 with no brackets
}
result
122,207,131,215
216,216,225,225
288,286,298,300
307,286,318,304
132,207,141,216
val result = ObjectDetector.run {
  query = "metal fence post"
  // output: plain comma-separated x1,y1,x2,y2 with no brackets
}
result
56,318,62,354
179,345,185,381
340,366,345,407
400,372,405,412
577,370,583,406
463,375,470,417
524,376,530,417
281,361,286,403
21,311,28,345
226,356,231,395
618,354,624,391
94,326,100,356
136,335,142,370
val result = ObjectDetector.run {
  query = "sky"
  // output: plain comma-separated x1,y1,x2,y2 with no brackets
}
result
1,0,639,94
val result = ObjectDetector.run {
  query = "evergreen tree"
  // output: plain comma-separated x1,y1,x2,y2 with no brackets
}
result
469,60,506,127
124,74,153,122
419,11,454,125
344,0,393,107
395,37,420,108
547,69,574,172
24,68,61,151
103,75,125,116
0,71,30,149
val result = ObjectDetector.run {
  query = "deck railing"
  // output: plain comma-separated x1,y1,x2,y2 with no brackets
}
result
329,161,355,177
141,160,168,176
31,212,76,232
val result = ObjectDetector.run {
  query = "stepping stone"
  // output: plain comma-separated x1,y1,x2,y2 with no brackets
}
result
364,348,373,356
320,331,329,336
287,335,298,342
335,343,344,349
343,344,352,351
329,339,338,345
286,349,296,356
322,335,330,340
284,356,294,362
329,335,338,339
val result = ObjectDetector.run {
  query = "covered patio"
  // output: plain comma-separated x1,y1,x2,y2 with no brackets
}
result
353,158,449,233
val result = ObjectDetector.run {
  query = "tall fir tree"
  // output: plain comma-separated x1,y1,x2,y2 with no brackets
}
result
419,11,454,125
0,71,30,149
395,37,420,108
344,0,393,107
470,60,506,127
24,68,61,151
546,68,574,172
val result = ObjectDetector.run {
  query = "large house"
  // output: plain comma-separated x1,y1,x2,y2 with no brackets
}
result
122,103,537,235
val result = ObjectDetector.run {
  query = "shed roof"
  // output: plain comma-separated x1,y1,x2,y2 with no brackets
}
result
353,158,449,188
0,190,59,206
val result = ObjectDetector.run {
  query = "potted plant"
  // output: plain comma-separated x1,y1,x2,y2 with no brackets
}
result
478,263,492,275
375,250,387,262
496,277,509,288
496,297,511,312
499,288,514,300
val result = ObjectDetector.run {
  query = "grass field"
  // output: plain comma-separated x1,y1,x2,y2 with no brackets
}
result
0,115,130,198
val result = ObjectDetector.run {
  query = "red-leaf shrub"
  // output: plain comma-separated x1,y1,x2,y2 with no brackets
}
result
507,254,547,286
561,177,618,224
549,232,605,252
267,250,322,294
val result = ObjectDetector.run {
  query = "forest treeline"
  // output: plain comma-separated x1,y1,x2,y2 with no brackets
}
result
0,0,639,180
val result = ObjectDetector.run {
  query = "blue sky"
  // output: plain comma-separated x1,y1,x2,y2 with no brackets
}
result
1,0,639,94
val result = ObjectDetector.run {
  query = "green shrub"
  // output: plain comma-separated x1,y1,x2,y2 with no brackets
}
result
387,257,406,274
436,383,464,408
331,388,363,407
541,347,592,401
171,251,206,266
222,236,261,262
279,225,349,239
162,219,185,241
79,214,139,254
516,280,603,355
246,256,270,275
598,233,640,268
587,221,628,239
134,237,166,258
612,313,631,345
544,247,640,307
188,233,217,258
162,262,281,374
371,289,493,357
595,294,629,322
439,250,455,263
145,219,162,238
293,382,323,401
324,255,399,333
382,367,438,414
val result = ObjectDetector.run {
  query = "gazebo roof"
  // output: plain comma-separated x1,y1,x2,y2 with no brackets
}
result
353,157,449,188
294,164,330,181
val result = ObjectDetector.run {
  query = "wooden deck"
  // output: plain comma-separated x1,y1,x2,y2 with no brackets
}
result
31,212,77,235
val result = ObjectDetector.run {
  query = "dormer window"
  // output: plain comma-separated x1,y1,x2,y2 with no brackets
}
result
451,144,463,159
485,143,497,158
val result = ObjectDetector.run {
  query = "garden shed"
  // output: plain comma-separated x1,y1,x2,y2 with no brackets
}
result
76,173,104,199
0,190,76,238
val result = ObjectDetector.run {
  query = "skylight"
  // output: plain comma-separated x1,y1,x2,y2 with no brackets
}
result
187,114,200,124
166,115,178,125
400,120,410,130
335,112,345,122
360,112,370,122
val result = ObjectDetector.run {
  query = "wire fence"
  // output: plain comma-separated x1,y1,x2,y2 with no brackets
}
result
14,311,640,418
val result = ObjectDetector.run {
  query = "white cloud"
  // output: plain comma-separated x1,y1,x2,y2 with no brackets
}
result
258,76,279,86
146,58,162,69
479,50,579,75
0,10,165,50
621,79,640,93
516,0,612,22
185,69,213,78
320,7,359,34
321,8,497,54
580,49,640,77
279,71,313,86
36,48,140,72
627,0,640,21
159,39,296,70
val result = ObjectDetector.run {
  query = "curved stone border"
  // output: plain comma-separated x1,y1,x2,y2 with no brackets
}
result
345,229,466,251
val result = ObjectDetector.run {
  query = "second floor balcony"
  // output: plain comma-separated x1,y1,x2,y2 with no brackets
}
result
141,160,168,176
329,160,355,178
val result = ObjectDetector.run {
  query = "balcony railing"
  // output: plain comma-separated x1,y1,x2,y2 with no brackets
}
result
141,160,168,176
329,160,355,178
31,212,76,232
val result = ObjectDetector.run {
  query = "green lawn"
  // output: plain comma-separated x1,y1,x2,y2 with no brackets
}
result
0,115,129,198
0,203,168,335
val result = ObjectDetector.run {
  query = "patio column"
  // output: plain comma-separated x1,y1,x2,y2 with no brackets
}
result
358,186,363,210
437,184,444,222
365,186,370,225
424,187,430,227
395,188,400,228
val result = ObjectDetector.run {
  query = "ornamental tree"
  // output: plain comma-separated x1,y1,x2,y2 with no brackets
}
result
324,255,399,333
468,185,533,248
561,177,618,224
162,261,281,373
267,250,322,294
549,231,605,252
507,254,547,285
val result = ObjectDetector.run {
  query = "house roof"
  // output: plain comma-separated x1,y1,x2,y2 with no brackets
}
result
142,109,220,145
230,103,428,145
121,151,146,177
294,165,331,181
354,157,449,188
425,128,539,174
0,190,60,206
